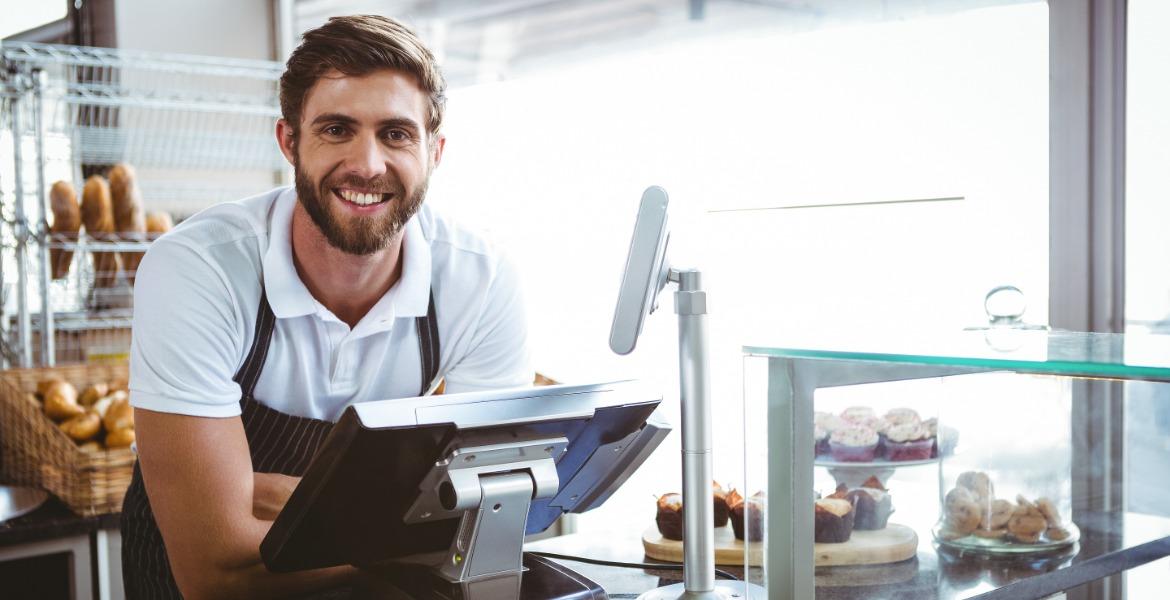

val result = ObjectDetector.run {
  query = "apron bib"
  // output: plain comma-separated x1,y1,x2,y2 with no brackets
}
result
121,290,440,598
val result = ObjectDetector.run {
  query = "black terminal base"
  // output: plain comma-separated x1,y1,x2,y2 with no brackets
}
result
355,552,607,600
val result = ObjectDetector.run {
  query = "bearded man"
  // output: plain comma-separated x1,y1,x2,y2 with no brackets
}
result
121,15,531,599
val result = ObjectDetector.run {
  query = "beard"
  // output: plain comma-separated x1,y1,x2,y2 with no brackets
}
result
293,159,428,256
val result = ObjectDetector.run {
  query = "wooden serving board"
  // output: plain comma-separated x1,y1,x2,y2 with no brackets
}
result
642,523,917,567
642,524,762,566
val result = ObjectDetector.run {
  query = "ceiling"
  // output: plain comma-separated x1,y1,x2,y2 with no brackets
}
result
291,0,1035,87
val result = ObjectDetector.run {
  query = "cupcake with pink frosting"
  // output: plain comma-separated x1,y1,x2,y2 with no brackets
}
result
840,406,877,424
883,408,921,428
884,423,934,461
829,425,880,462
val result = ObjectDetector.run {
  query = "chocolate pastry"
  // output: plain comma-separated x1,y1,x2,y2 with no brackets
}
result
727,490,765,542
712,481,730,528
655,493,684,540
844,477,894,530
814,498,855,543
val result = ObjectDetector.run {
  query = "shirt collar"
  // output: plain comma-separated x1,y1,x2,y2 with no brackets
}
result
261,189,433,325
262,188,318,319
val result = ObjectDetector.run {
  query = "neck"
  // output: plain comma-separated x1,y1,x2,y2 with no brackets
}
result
290,202,404,328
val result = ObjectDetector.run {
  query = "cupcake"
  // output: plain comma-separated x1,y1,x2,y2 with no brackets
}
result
829,425,879,462
727,489,765,542
924,418,960,457
818,412,850,433
655,493,684,540
814,498,856,543
884,423,934,461
840,406,876,424
712,481,730,528
884,407,921,428
814,425,830,457
838,477,894,530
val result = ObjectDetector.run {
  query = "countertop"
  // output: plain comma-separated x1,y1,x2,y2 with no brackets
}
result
0,496,119,547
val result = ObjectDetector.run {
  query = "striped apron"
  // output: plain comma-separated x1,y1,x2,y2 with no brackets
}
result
121,289,441,599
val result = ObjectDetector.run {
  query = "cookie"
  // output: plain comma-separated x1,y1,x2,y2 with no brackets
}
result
1046,526,1071,541
957,471,994,502
945,488,982,534
973,528,1008,540
981,498,1015,530
1036,497,1062,528
1007,502,1047,543
1011,530,1043,543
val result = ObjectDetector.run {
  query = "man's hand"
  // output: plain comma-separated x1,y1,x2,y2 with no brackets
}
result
253,472,300,521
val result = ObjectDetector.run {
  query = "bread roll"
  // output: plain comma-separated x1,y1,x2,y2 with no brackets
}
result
78,383,110,407
90,395,114,419
109,163,147,282
36,379,58,397
105,427,136,449
43,381,83,421
60,412,101,442
49,181,81,279
145,211,173,235
79,440,103,453
81,175,119,288
103,396,134,433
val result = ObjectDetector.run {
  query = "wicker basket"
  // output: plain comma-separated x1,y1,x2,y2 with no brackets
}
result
0,363,136,516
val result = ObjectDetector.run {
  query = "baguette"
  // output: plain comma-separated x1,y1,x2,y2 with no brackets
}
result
49,181,81,279
145,211,174,236
81,175,119,288
108,163,147,283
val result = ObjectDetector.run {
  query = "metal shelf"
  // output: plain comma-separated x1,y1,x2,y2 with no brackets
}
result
1,41,284,367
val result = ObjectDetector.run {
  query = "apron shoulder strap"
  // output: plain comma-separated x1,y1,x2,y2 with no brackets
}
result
415,289,440,395
234,288,277,400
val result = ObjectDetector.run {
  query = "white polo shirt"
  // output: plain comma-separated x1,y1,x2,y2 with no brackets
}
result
128,186,532,421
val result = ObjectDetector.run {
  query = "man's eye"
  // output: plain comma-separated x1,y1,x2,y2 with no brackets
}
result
324,125,347,137
386,130,408,142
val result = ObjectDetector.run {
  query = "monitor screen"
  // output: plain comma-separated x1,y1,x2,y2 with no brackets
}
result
260,381,668,573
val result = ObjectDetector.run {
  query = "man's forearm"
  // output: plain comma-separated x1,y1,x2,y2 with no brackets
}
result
176,514,357,600
177,473,352,598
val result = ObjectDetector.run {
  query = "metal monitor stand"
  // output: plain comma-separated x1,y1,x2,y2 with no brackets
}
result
374,437,607,599
638,268,764,600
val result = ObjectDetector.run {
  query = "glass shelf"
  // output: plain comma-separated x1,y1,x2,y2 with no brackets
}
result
812,511,1170,600
746,330,1170,382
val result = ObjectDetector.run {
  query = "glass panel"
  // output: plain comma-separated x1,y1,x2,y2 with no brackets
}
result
1124,3,1170,597
744,350,1170,599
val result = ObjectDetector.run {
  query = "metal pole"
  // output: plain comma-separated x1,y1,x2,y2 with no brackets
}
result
11,76,33,368
32,69,54,366
638,267,766,600
675,268,715,594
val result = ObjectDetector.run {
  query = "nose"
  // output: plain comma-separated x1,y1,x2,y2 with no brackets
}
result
345,132,388,180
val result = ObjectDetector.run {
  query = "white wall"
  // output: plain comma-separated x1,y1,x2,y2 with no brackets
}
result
114,0,274,60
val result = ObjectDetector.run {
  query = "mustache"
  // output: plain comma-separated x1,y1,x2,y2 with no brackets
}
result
321,173,402,195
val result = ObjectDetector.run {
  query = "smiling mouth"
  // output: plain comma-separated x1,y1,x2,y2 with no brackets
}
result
334,188,391,206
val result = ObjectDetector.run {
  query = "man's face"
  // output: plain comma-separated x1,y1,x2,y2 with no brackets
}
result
282,69,443,255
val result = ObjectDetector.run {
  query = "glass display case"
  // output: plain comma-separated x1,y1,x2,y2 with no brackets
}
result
743,331,1170,599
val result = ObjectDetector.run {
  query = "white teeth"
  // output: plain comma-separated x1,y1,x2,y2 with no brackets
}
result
339,190,383,205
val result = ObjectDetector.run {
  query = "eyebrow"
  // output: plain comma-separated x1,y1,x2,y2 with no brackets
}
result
309,113,422,134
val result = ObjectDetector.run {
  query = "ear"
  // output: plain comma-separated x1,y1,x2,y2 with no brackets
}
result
275,119,297,166
430,134,446,169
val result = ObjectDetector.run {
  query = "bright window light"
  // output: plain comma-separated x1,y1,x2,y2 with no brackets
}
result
0,3,68,40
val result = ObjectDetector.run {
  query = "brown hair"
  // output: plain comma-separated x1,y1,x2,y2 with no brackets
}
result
280,15,447,138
